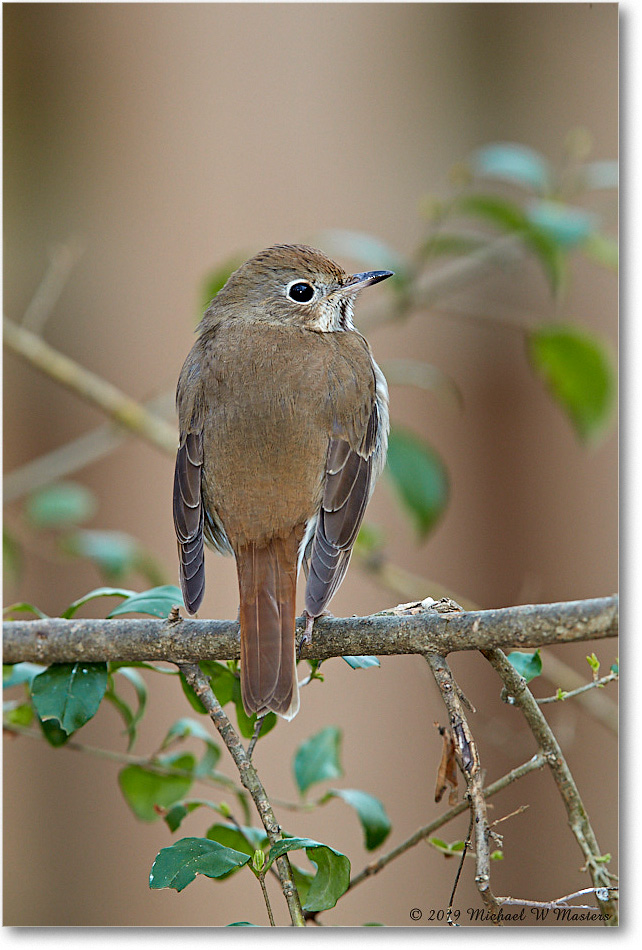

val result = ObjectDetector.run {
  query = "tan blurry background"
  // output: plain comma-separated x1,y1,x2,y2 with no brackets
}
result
3,2,617,928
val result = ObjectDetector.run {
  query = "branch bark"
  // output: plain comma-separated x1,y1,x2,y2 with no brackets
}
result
2,595,618,666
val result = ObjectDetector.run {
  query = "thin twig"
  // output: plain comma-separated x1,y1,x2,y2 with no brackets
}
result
178,663,305,928
536,670,618,705
3,317,177,455
3,389,176,505
482,647,618,926
495,886,618,912
425,652,501,920
21,237,85,334
348,753,546,891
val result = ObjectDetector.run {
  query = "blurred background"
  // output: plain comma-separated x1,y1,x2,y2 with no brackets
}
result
4,2,617,928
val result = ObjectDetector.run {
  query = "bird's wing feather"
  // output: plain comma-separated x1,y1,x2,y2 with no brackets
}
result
305,404,379,617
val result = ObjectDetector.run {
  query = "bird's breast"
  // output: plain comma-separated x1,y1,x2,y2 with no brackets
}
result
197,322,372,548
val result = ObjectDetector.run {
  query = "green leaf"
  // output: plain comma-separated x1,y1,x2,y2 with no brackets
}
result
206,823,268,858
3,662,45,688
230,678,277,740
266,838,350,912
25,481,97,530
108,585,184,619
105,666,148,751
61,587,135,619
3,528,22,584
385,427,449,538
421,232,487,259
582,231,618,271
62,529,138,579
163,798,226,833
5,701,34,726
118,753,196,822
3,601,49,620
149,837,250,892
328,788,391,850
528,324,616,442
341,655,380,670
31,662,108,734
456,193,567,295
429,837,467,857
200,257,245,311
38,715,70,747
294,726,342,796
526,199,598,248
506,650,542,684
199,660,237,706
471,143,551,192
161,716,221,775
227,922,259,927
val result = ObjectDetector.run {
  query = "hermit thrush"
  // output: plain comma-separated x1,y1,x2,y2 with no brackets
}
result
173,244,391,719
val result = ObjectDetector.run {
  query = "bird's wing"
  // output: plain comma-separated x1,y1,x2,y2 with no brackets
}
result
173,427,206,614
304,403,379,617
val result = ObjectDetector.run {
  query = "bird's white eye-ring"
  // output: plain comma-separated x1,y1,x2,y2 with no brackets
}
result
286,280,315,304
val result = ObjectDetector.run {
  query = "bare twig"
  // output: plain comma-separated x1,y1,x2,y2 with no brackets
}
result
425,652,501,920
3,390,176,505
21,237,85,334
482,647,618,926
177,663,305,927
2,595,618,666
348,752,546,891
495,886,618,913
3,317,177,455
536,670,618,706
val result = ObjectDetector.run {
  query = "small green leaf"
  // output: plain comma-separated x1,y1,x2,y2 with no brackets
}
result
61,587,135,619
207,823,268,857
266,838,350,912
3,602,49,620
471,143,551,192
3,662,45,688
4,702,34,726
118,753,196,822
200,257,245,312
429,837,467,857
529,324,616,443
161,717,221,775
149,837,250,892
38,716,69,747
421,232,487,259
491,850,504,861
163,798,225,833
586,652,600,676
63,529,138,579
294,726,343,796
105,666,148,750
582,231,618,271
26,482,97,530
226,922,259,927
341,655,380,670
31,662,108,734
199,660,237,706
457,193,529,231
386,427,449,538
329,788,391,850
506,650,542,683
526,200,598,248
108,585,184,619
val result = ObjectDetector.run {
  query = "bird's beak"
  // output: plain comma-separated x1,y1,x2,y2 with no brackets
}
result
342,269,394,293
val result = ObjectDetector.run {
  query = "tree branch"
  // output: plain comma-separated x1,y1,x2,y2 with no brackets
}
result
3,316,177,455
2,595,618,667
178,663,305,927
481,647,618,926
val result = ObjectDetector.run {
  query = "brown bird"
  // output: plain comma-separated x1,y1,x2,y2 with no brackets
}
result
173,244,391,720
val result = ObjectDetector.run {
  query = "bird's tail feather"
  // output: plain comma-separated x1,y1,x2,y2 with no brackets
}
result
236,531,302,720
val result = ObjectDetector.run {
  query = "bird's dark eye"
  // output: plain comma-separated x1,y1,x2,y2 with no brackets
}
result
287,281,315,303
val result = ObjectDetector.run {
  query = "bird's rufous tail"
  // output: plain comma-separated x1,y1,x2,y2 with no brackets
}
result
236,530,302,720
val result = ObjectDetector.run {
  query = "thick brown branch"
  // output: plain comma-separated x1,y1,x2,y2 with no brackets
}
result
2,595,618,666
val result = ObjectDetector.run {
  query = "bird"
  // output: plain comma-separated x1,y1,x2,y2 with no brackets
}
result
173,244,392,720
